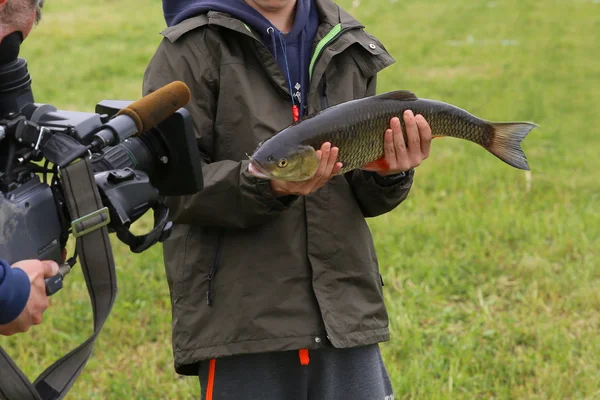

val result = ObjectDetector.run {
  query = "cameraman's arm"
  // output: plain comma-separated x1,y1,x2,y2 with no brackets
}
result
0,260,30,325
143,36,297,230
0,260,58,336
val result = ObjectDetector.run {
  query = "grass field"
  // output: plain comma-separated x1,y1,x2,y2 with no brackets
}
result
1,0,599,398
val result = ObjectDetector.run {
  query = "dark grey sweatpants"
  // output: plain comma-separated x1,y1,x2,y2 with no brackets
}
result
198,344,394,400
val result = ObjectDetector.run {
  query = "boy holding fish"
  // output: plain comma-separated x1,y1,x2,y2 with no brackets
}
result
145,0,432,398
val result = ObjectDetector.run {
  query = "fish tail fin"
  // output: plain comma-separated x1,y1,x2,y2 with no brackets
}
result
487,122,537,170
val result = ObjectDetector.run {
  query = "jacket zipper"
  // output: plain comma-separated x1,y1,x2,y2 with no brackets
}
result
210,16,358,98
214,19,290,99
206,231,224,306
255,48,290,98
226,22,356,115
242,26,291,99
250,23,356,108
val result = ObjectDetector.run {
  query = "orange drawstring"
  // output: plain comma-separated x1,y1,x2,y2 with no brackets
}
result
299,349,310,365
206,359,216,400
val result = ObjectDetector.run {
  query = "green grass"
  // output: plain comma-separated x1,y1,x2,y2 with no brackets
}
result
1,0,599,398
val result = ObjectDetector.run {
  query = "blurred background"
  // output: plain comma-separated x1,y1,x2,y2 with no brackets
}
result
1,0,599,398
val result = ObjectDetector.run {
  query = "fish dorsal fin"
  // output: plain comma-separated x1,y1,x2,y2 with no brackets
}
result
376,90,418,101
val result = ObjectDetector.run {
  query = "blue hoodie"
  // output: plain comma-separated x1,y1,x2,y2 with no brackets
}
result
162,0,319,117
0,260,31,325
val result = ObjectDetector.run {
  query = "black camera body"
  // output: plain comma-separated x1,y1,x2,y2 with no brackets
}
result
0,175,63,263
0,44,203,265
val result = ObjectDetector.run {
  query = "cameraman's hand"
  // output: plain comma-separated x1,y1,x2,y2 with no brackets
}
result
0,260,59,336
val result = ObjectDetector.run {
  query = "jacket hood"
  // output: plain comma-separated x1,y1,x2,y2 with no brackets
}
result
163,0,310,39
164,0,258,28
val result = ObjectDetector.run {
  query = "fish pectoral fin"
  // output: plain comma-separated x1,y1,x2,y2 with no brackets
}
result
361,157,390,171
377,90,418,101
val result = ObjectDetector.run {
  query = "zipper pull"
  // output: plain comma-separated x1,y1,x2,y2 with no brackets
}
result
292,105,299,122
207,270,215,306
206,268,216,306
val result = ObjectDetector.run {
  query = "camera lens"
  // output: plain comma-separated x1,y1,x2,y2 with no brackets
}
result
92,137,155,175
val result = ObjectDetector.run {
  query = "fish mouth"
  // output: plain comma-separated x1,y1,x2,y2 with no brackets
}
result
248,159,272,179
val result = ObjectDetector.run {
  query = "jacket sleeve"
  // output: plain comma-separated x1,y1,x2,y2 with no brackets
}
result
142,36,297,229
0,260,31,325
343,75,415,218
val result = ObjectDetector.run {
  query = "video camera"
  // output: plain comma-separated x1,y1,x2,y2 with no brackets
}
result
0,33,203,280
0,32,205,399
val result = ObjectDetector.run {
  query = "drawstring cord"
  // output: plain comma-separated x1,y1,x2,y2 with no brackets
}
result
272,28,300,122
299,29,306,117
267,27,277,63
277,32,296,104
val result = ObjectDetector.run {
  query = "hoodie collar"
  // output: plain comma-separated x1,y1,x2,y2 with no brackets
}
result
161,0,363,43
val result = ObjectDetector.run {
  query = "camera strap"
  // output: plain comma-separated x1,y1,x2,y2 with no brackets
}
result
0,158,117,400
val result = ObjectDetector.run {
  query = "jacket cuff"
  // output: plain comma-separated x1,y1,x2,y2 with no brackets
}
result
365,169,414,188
0,261,31,325
240,169,298,210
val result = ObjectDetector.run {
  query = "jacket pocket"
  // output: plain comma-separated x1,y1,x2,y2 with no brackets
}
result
164,225,221,302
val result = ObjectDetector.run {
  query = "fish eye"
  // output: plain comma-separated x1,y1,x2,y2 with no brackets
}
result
278,158,289,168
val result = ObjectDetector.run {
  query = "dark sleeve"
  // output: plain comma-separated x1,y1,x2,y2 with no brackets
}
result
343,75,415,218
0,260,31,325
142,36,297,229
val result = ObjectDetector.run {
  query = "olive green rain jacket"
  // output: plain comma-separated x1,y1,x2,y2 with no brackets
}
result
143,0,415,375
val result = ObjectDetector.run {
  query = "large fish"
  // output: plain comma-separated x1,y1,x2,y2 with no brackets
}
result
249,90,537,181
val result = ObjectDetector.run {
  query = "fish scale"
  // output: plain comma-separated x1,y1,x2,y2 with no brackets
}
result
300,98,494,173
249,90,537,181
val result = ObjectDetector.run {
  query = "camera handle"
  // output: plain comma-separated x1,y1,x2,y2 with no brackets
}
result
114,202,172,254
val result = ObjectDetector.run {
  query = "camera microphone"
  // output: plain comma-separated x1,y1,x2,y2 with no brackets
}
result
91,81,191,150
117,80,191,133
